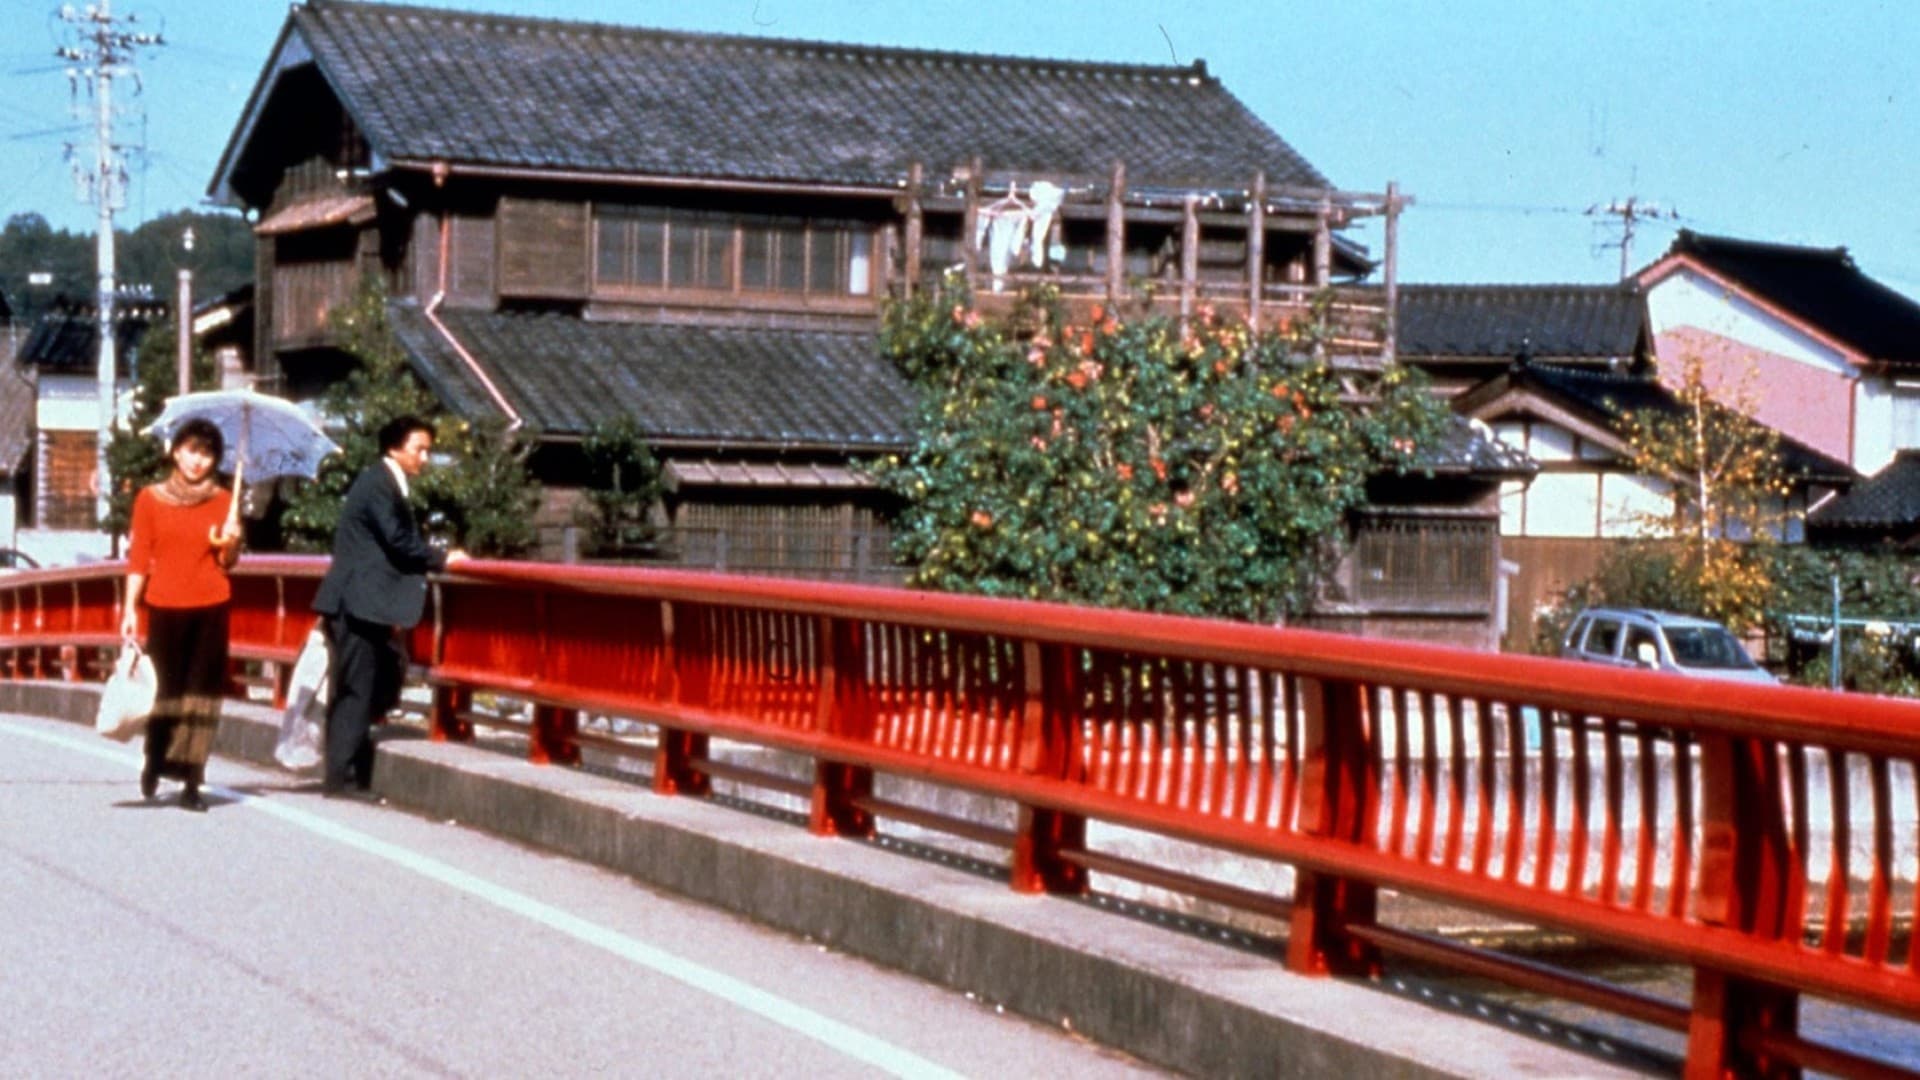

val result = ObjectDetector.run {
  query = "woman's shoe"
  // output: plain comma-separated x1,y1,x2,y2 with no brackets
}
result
140,767,158,800
179,786,208,813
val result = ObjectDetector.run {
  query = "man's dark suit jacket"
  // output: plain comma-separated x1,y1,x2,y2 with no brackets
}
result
313,462,447,629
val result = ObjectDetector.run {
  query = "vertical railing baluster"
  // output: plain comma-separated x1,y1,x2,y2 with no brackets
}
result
1388,686,1411,857
1567,712,1591,898
1863,754,1893,967
1668,731,1694,920
1822,751,1852,956
1632,724,1658,912
1600,718,1624,906
1502,699,1526,883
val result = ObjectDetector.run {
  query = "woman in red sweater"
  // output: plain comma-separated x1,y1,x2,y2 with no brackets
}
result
119,418,242,811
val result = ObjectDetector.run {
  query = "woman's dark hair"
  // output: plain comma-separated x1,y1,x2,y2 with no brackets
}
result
378,415,434,454
169,417,226,465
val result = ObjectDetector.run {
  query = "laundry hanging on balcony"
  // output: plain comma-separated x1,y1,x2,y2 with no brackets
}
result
1026,181,1065,267
975,184,1033,292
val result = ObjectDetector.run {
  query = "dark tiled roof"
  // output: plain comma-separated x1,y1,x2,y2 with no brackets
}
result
1516,362,1854,483
1396,284,1646,360
0,366,32,474
13,299,159,376
280,0,1326,192
1808,451,1920,529
1414,415,1535,477
1656,230,1920,366
386,303,915,450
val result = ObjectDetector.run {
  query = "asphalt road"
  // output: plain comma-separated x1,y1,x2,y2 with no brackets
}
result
0,713,1165,1078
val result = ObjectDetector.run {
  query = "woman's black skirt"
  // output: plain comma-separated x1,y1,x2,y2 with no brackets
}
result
143,603,230,777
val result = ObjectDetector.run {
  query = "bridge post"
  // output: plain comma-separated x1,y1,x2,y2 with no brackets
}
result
1285,676,1381,977
1011,641,1087,894
810,618,875,838
653,729,711,796
529,704,581,765
428,684,473,742
1686,734,1800,1079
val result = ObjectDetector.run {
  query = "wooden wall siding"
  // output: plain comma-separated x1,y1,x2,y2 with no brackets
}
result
449,213,498,307
498,197,588,300
1351,514,1497,611
37,430,95,530
1501,534,1613,652
271,257,355,347
666,500,900,584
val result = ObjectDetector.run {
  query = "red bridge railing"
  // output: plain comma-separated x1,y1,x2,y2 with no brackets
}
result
4,557,1917,1078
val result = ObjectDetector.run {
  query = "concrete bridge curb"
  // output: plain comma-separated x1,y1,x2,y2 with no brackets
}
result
3,681,1642,1079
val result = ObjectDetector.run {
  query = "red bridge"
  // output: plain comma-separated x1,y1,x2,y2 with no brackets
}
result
4,557,1916,1078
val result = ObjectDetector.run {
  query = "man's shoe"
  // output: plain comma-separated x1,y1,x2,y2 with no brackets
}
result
322,786,383,804
139,767,158,800
179,787,208,813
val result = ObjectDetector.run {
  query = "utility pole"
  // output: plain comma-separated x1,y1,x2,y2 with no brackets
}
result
177,226,193,395
57,1,163,524
1586,196,1677,281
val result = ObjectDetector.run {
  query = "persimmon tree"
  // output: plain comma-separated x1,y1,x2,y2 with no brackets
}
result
1614,353,1792,631
873,286,1448,623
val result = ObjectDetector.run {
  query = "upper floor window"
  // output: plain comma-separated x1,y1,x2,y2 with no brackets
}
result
593,205,871,298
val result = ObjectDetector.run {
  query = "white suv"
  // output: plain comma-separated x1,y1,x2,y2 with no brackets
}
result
1560,608,1778,685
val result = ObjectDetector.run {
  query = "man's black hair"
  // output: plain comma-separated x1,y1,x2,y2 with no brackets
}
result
378,415,434,455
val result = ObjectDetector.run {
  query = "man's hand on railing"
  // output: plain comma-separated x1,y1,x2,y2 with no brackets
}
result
445,549,471,568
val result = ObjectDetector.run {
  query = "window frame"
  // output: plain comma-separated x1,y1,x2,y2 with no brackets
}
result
591,203,877,310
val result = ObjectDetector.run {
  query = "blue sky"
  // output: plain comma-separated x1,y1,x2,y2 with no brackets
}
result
3,0,1915,295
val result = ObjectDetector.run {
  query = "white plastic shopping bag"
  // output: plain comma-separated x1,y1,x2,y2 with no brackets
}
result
274,625,329,770
94,645,157,741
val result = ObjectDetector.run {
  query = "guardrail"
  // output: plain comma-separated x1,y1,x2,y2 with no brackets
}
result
4,557,1916,1078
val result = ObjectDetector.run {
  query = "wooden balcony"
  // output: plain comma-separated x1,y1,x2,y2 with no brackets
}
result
965,272,1389,357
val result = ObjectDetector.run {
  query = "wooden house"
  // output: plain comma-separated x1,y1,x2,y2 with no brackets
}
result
207,1,1529,646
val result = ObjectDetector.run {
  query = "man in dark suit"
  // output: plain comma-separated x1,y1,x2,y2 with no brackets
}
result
313,415,468,794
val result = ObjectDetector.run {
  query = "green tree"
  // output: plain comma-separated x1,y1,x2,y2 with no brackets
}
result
873,284,1448,623
103,317,221,536
1,209,253,323
276,276,540,557
574,416,664,556
1612,354,1792,632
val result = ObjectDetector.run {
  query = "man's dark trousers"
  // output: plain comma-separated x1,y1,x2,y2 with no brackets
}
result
324,613,404,791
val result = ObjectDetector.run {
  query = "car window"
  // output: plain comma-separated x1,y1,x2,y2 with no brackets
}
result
1624,626,1660,666
1667,627,1758,670
1585,618,1622,658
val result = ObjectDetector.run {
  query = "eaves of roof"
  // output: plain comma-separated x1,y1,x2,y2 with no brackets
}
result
385,302,916,452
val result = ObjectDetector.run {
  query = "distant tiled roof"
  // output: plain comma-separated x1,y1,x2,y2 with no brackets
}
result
1396,284,1646,361
13,299,160,376
1514,362,1854,483
1415,415,1535,477
0,366,33,475
386,303,915,450
261,0,1325,193
1648,230,1920,366
1808,450,1920,530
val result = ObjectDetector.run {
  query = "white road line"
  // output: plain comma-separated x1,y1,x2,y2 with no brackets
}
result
0,717,966,1080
